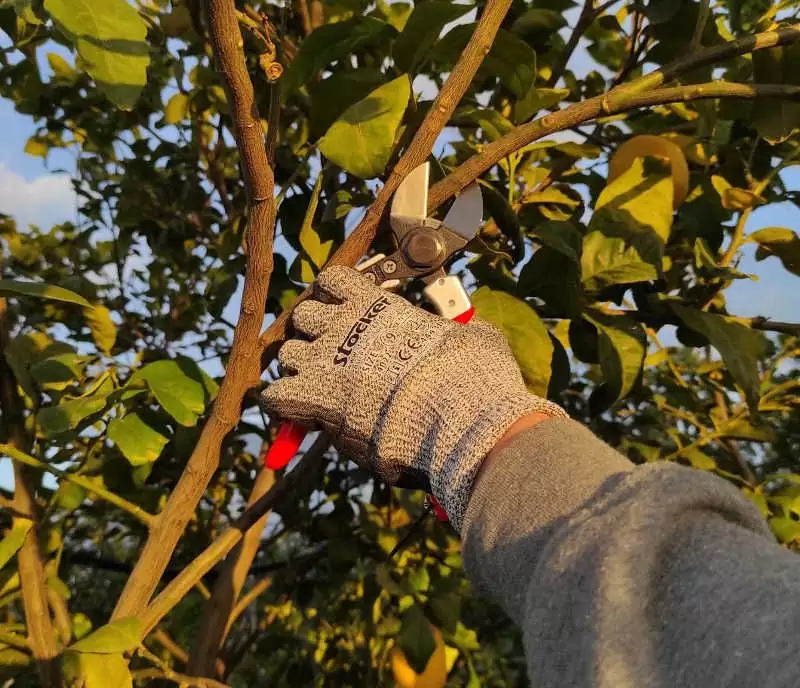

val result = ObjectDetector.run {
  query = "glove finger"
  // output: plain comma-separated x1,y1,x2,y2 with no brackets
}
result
277,339,312,375
292,300,341,339
316,265,376,302
260,376,317,423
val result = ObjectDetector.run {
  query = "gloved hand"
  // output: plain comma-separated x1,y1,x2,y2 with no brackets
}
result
261,266,566,530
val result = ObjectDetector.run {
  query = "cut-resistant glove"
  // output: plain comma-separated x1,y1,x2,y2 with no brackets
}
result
260,266,567,531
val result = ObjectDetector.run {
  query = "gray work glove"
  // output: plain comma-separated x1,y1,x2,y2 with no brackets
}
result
261,266,566,531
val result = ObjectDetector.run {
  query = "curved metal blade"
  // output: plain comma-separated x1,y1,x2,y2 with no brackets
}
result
442,183,483,240
391,162,430,222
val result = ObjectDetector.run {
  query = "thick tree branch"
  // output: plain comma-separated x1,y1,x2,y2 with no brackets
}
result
258,0,513,359
0,299,60,687
427,83,800,210
113,0,278,619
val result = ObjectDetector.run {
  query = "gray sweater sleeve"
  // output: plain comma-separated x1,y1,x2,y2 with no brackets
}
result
462,417,800,688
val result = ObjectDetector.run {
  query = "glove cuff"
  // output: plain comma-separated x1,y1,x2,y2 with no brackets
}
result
432,393,568,532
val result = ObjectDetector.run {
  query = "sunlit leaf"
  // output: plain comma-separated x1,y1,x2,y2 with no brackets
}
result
472,287,554,396
130,358,218,427
43,0,149,109
69,617,140,653
107,412,169,465
164,92,189,124
0,279,91,307
63,651,132,688
751,227,800,276
319,76,411,179
84,305,117,356
581,158,673,291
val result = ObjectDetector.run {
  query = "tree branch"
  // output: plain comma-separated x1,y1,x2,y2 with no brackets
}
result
187,432,328,676
0,299,61,687
113,0,278,619
140,446,318,637
427,83,800,211
547,0,594,88
258,0,513,360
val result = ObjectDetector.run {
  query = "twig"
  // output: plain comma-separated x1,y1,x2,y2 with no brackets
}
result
427,83,800,210
547,0,594,88
226,575,273,632
112,0,278,619
692,0,711,50
614,8,643,86
0,444,155,527
140,446,318,637
136,644,230,688
258,0,513,360
293,0,312,36
0,630,29,650
187,433,329,676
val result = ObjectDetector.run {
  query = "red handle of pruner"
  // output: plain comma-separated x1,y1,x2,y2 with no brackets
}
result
264,420,306,470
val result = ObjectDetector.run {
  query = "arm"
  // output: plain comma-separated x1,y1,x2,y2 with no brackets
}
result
464,416,800,688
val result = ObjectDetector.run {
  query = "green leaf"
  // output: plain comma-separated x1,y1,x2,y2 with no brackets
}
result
319,75,411,179
131,357,217,427
53,482,86,510
69,617,140,653
397,606,436,674
693,239,754,281
518,248,582,316
584,311,646,409
0,519,32,570
511,8,567,36
429,593,461,634
752,41,800,143
432,26,536,98
107,412,169,466
280,17,392,97
308,69,385,140
0,279,91,307
43,0,150,109
63,651,132,688
30,353,83,391
83,305,117,355
513,86,570,124
36,394,109,437
751,227,800,276
471,287,554,396
581,158,673,291
164,92,189,124
455,107,513,142
393,1,473,74
683,447,717,471
530,221,583,262
669,304,766,411
47,51,76,80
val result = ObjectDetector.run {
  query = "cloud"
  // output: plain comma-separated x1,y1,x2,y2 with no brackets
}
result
0,164,76,230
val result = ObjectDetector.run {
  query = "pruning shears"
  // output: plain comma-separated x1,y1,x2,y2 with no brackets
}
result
264,163,484,519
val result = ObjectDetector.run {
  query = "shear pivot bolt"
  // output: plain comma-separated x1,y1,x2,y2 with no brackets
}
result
382,259,397,274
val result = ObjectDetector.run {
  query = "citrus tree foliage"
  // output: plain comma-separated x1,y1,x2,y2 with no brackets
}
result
1,0,800,685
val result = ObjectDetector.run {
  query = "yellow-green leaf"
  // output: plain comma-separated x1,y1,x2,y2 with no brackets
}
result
47,51,76,80
130,358,218,427
23,136,48,157
164,92,189,124
69,617,140,653
83,305,117,356
63,651,132,688
107,412,169,465
0,519,33,570
751,227,800,275
584,311,646,409
581,158,673,291
36,394,109,437
0,279,91,307
393,1,473,74
472,287,554,396
43,0,150,109
319,75,411,179
30,353,83,391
